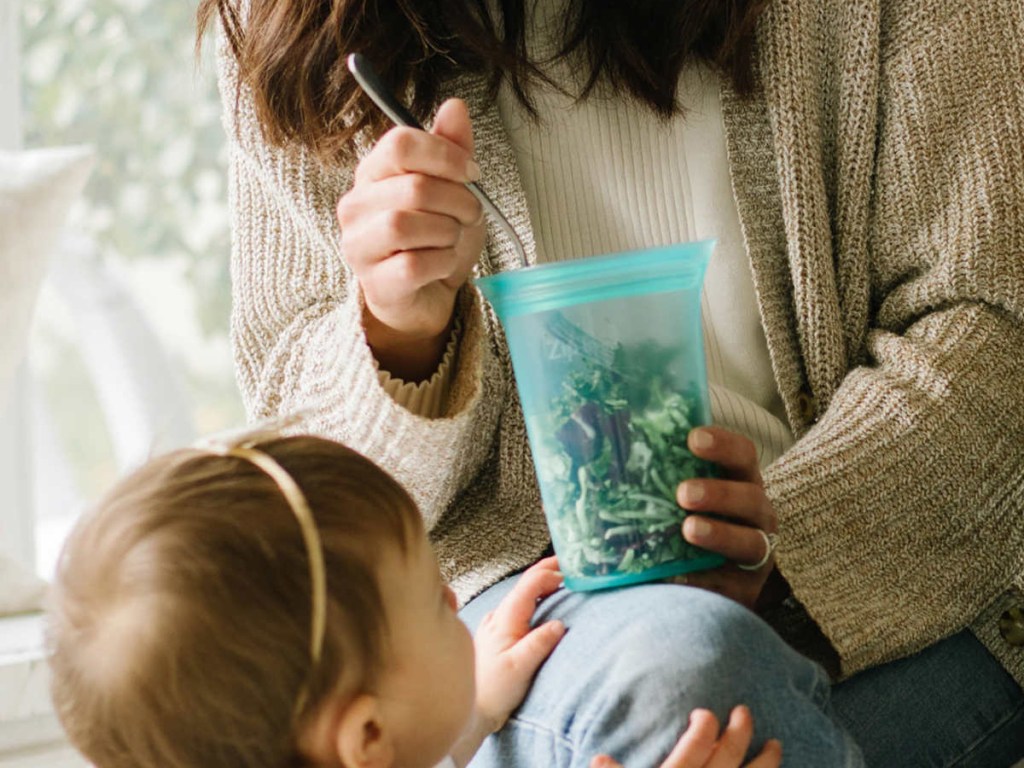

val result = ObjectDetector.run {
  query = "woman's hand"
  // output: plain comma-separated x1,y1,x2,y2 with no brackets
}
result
675,427,779,609
474,556,566,732
590,706,782,768
337,98,486,381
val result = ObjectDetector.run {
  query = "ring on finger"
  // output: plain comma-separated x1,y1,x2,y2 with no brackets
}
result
737,529,778,571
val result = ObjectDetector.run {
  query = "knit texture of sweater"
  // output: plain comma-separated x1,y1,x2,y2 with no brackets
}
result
217,0,1024,682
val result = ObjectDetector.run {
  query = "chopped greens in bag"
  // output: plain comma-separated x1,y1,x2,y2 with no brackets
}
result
532,340,718,580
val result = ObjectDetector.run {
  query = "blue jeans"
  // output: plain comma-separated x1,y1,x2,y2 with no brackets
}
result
831,630,1024,768
460,576,864,767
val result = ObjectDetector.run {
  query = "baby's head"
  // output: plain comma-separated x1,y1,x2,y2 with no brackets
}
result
48,435,474,768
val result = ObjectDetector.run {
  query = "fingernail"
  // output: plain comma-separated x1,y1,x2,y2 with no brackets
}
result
550,620,566,634
466,159,481,182
682,482,705,505
687,517,712,540
691,429,713,451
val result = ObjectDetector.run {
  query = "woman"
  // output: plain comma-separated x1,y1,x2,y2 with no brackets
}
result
198,0,1024,765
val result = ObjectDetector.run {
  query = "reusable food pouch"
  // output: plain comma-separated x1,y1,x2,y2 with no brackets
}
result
476,240,724,592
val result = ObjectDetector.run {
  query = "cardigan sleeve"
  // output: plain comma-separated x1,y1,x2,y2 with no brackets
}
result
214,30,508,529
766,3,1024,678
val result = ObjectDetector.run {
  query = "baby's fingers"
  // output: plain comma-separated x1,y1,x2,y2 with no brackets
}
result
504,620,566,678
490,561,563,634
706,706,754,768
745,740,782,768
524,554,560,575
513,557,563,604
659,709,720,767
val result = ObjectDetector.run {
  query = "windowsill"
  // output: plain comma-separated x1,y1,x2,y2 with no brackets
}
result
0,613,85,766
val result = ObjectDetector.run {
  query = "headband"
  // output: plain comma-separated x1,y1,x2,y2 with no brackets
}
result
196,423,326,717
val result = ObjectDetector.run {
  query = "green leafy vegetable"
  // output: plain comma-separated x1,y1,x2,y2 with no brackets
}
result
533,341,716,581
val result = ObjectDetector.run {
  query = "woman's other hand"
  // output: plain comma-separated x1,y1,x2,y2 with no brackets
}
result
337,97,486,381
473,556,566,732
675,427,779,609
590,706,782,768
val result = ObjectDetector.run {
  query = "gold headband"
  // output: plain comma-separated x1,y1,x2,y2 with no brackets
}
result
196,425,326,716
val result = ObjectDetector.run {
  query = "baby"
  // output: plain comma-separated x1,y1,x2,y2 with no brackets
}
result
47,433,780,768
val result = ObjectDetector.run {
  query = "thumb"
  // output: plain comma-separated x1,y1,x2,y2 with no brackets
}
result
431,98,475,156
506,620,566,675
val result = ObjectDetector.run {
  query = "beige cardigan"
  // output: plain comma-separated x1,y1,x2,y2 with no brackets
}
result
218,0,1024,683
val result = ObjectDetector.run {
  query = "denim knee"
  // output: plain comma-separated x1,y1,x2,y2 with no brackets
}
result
466,578,863,767
560,587,826,749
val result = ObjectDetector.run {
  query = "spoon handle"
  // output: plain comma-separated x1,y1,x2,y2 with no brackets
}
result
347,53,528,270
346,52,423,130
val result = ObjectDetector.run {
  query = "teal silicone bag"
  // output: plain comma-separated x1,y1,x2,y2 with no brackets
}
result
475,240,725,591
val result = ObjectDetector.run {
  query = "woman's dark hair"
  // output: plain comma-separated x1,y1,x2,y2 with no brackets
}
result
197,0,767,161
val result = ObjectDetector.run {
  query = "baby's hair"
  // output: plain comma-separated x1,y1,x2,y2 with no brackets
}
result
47,435,423,768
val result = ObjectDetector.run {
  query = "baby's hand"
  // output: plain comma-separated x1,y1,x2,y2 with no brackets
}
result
474,556,566,731
590,706,782,768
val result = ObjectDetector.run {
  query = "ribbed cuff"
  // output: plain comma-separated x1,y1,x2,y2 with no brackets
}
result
377,318,462,419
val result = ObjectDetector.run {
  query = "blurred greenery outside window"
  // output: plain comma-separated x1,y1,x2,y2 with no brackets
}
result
21,0,245,575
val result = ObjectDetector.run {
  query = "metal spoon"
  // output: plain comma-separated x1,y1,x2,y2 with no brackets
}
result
347,53,528,270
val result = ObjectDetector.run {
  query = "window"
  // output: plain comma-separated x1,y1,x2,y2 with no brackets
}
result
19,0,244,578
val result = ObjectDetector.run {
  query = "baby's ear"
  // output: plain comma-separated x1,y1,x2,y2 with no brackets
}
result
336,695,394,768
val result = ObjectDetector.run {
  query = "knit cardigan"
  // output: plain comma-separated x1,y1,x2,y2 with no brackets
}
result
217,0,1024,683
